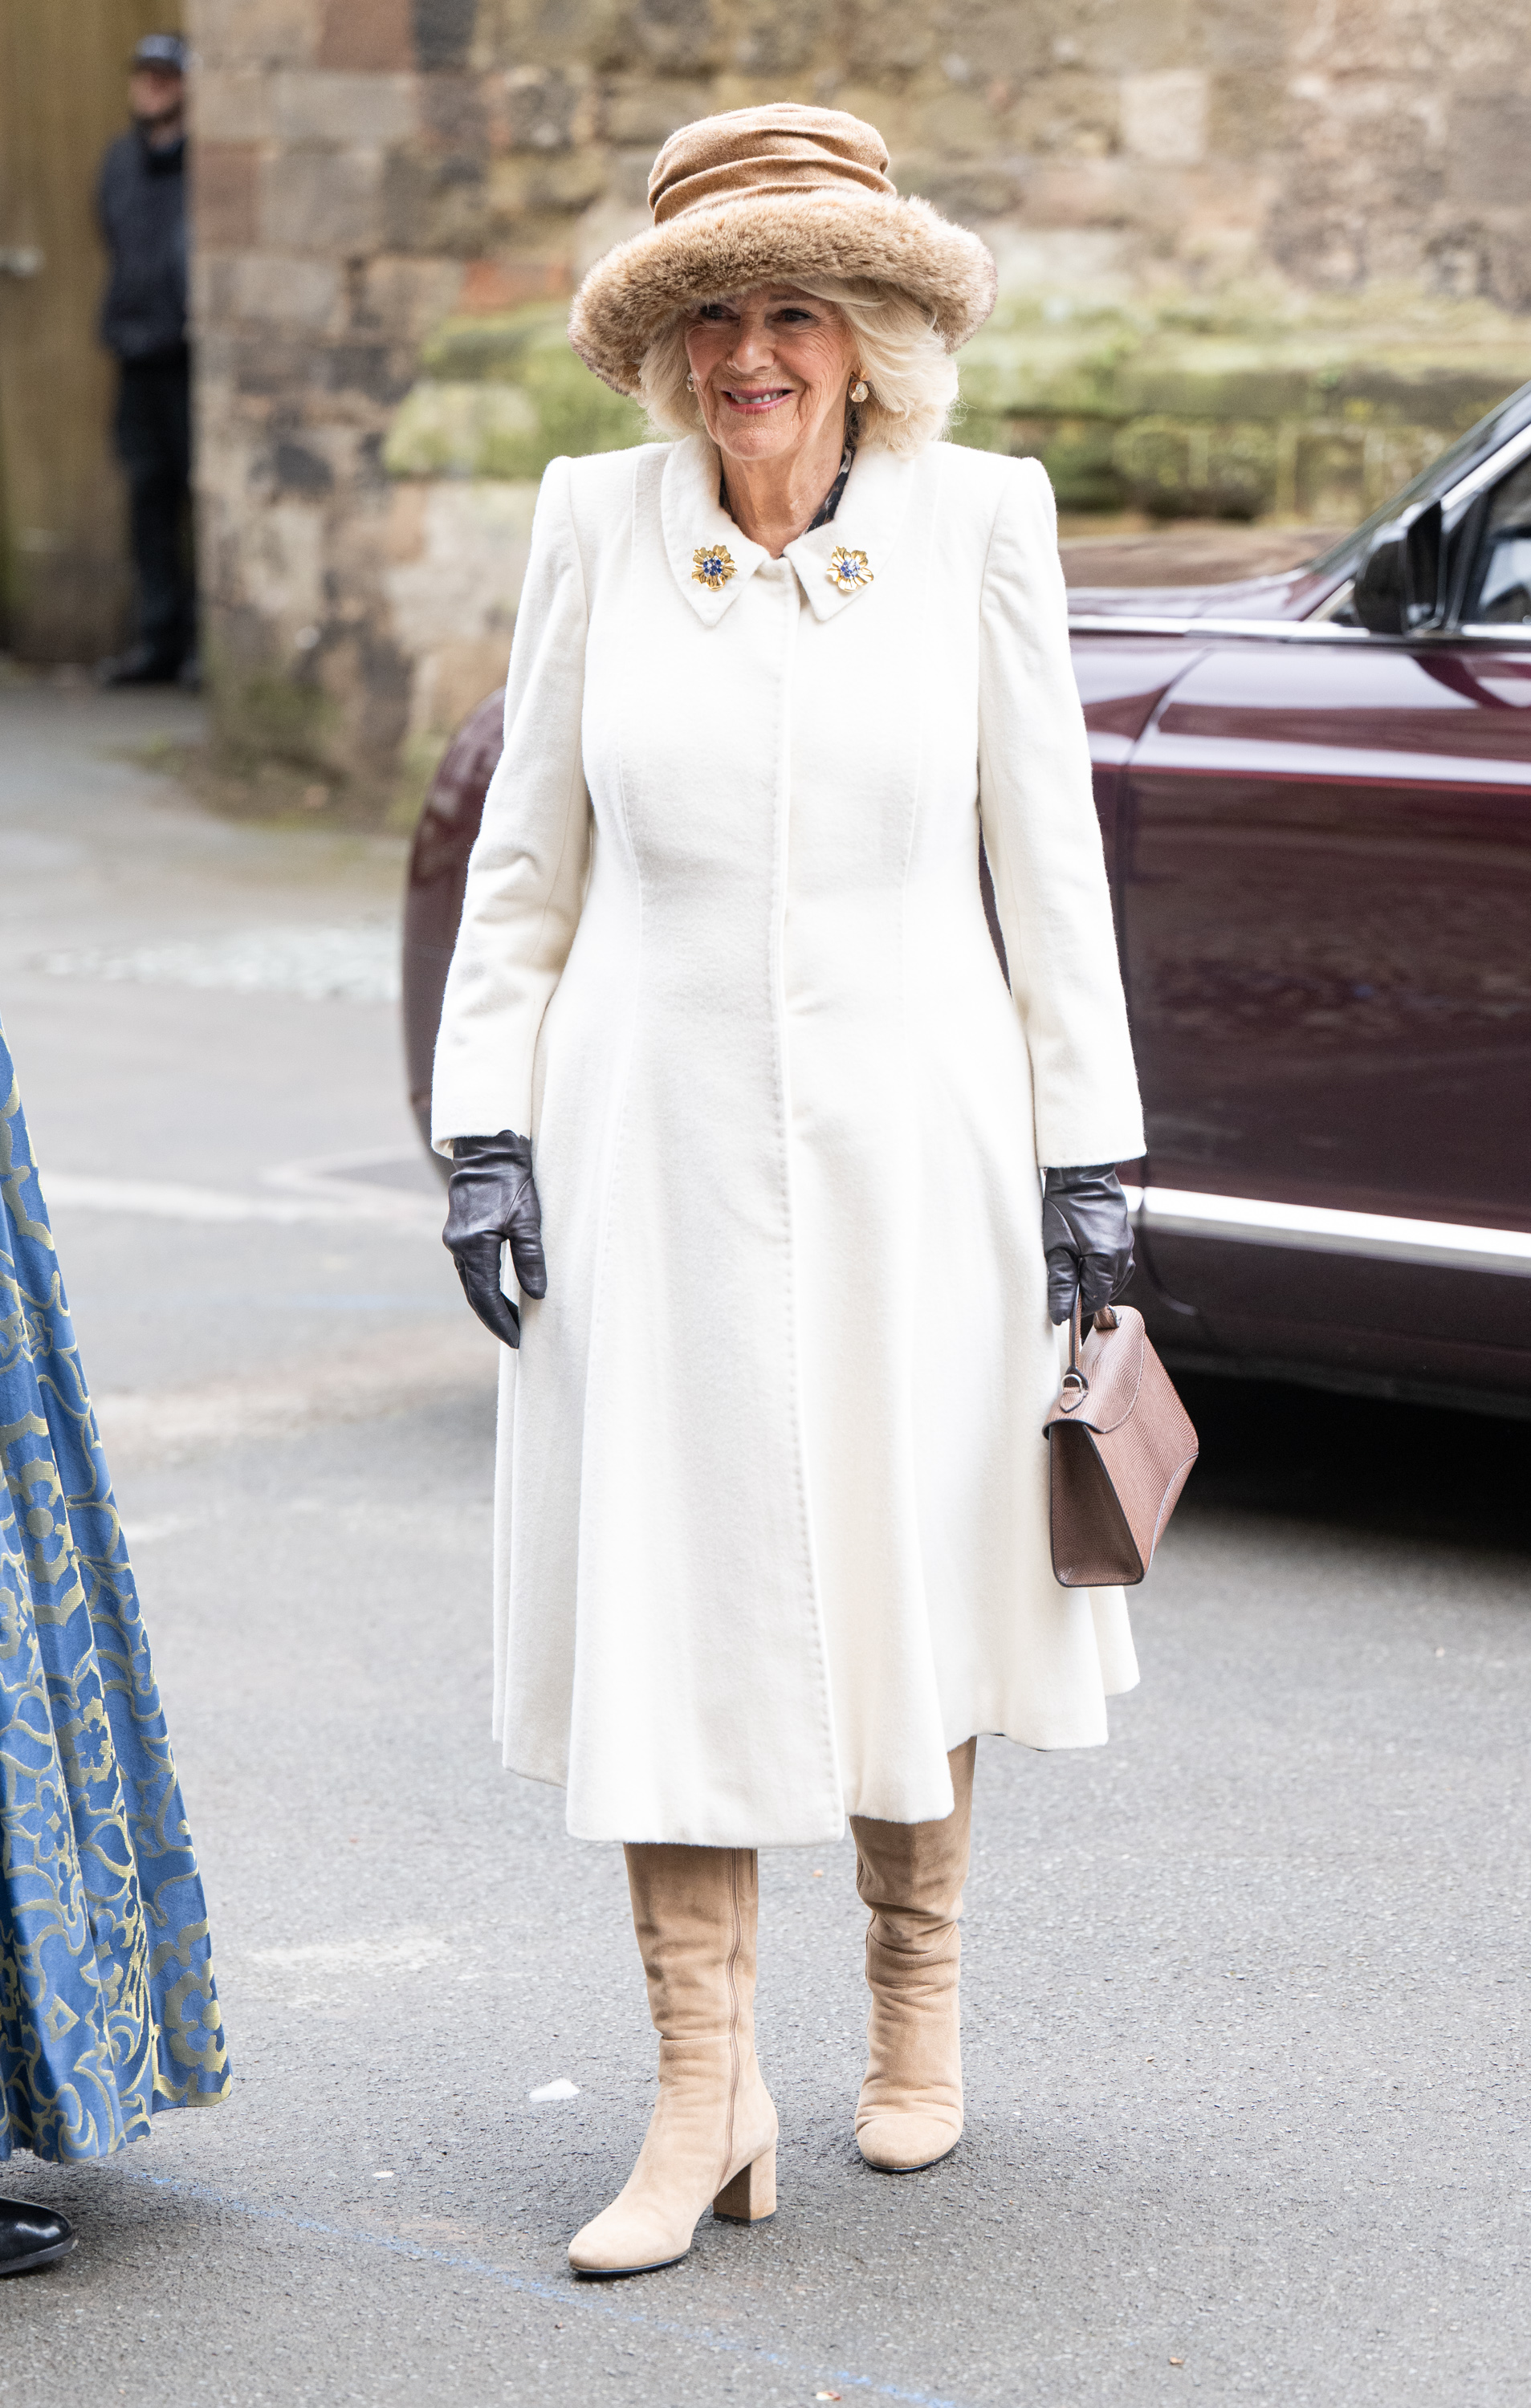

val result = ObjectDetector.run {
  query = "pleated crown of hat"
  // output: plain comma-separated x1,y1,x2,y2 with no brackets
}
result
568,104,997,396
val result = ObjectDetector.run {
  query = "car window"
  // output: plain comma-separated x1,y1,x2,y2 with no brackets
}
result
1464,458,1531,626
1305,384,1531,580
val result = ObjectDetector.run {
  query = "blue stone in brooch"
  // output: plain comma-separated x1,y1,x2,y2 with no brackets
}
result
692,544,736,592
827,545,873,593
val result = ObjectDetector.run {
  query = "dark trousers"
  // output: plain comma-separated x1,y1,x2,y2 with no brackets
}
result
114,348,194,666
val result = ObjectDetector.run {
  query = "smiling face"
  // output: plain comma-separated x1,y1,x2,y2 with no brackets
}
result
682,287,858,469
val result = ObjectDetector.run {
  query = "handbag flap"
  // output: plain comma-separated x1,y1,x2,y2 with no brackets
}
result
1042,1305,1147,1437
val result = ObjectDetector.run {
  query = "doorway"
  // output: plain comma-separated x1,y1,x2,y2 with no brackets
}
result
0,0,184,663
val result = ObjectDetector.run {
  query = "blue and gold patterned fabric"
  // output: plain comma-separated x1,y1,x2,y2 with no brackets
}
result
0,1015,229,2160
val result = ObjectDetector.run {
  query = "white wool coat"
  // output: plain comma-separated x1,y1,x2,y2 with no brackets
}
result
432,431,1147,1846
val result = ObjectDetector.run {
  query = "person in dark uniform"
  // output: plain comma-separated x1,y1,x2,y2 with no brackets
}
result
96,33,196,687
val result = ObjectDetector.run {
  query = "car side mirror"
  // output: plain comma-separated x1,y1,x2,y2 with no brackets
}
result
1352,498,1443,635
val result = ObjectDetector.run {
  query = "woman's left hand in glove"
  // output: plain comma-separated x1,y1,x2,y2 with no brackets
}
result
1041,1164,1135,1326
442,1130,547,1348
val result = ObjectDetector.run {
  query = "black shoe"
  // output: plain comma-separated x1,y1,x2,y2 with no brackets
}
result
0,2199,75,2275
96,644,181,688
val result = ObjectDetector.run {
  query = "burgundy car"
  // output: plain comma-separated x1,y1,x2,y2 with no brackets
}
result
405,380,1531,1417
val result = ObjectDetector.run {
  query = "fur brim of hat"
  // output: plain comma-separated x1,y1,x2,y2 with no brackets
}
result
568,190,998,396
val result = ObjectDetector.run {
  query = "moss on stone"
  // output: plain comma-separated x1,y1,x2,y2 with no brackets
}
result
384,287,1529,519
390,303,649,479
385,383,542,479
951,288,1529,515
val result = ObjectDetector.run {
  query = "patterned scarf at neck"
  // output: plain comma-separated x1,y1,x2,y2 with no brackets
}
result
719,442,856,535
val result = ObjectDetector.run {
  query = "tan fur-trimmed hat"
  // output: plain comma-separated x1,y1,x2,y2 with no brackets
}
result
568,104,998,395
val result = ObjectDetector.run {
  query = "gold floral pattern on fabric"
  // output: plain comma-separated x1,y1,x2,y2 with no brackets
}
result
1,1019,230,2161
827,546,873,594
691,543,736,591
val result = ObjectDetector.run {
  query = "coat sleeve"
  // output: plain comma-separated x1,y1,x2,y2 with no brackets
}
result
430,456,592,1150
975,457,1146,1169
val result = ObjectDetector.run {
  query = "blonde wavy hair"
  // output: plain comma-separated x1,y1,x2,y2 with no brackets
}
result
636,275,960,458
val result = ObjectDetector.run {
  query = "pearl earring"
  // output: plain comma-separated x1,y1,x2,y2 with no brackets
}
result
850,378,869,405
686,372,697,392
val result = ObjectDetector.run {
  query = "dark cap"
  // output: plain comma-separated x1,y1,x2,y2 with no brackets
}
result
131,32,187,72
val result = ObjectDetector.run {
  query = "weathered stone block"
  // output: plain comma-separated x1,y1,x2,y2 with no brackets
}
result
1484,230,1531,315
383,149,490,253
1206,68,1287,163
194,144,263,248
1192,0,1287,72
271,69,418,144
572,193,651,271
1023,155,1138,228
625,0,726,76
261,147,385,251
729,0,820,78
421,70,492,153
236,497,328,632
194,67,275,143
196,0,318,67
1010,72,1119,157
489,148,612,218
476,0,632,71
601,75,710,145
413,0,478,69
458,255,572,307
323,340,423,405
225,251,344,324
502,65,583,150
608,144,662,207
927,2,1051,85
1121,69,1207,165
266,435,339,493
358,253,471,335
317,0,413,68
1071,0,1192,77
1448,98,1531,209
842,0,934,77
917,86,1012,161
382,478,536,733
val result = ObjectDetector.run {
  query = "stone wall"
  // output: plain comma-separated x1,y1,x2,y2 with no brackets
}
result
187,0,1531,815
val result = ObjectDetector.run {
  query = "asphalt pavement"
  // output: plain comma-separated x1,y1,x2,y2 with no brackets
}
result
0,686,1526,2408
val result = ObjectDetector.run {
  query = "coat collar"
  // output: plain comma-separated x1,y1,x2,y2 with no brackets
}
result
662,433,915,627
662,434,770,626
785,441,914,623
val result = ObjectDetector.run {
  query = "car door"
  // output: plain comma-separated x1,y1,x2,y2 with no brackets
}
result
1118,472,1531,1404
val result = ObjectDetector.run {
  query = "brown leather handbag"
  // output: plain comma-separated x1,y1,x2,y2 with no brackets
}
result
1043,1301,1199,1587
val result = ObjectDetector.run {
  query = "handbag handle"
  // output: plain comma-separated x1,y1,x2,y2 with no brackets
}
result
1061,1297,1089,1409
1060,1295,1120,1413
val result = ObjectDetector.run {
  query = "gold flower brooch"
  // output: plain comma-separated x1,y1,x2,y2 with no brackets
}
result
692,543,736,591
827,546,873,594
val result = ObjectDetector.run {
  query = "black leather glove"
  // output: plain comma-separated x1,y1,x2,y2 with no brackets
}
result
1041,1163,1135,1326
442,1130,547,1348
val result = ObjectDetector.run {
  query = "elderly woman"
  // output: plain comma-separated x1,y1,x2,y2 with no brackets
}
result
433,104,1143,2277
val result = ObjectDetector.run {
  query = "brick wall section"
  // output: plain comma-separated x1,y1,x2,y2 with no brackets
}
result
187,0,1531,803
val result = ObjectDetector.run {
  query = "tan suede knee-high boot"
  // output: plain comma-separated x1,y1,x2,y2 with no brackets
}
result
849,1737,975,2173
568,1845,779,2276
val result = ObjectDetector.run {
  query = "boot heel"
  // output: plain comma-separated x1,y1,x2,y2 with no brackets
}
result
712,2145,776,2223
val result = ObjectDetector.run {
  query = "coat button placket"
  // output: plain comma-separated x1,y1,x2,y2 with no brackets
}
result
763,559,841,1826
